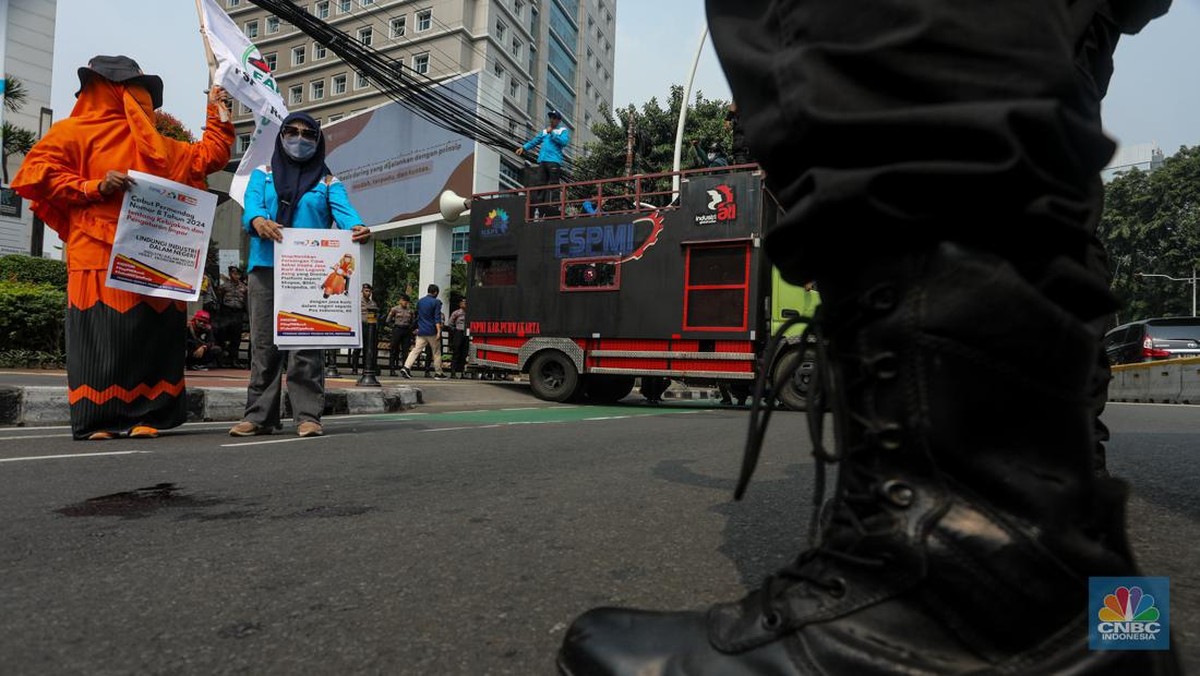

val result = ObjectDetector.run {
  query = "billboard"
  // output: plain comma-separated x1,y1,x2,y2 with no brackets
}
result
323,73,478,226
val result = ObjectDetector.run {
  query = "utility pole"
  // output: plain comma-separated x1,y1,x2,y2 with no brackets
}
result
1137,267,1199,317
0,1,9,187
624,109,635,176
672,25,710,201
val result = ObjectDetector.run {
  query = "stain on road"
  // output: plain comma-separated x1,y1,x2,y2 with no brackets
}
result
55,483,225,519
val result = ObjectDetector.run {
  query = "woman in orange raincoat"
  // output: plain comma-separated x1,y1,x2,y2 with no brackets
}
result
12,55,234,440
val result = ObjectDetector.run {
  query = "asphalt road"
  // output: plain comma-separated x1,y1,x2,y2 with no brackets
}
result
0,387,1196,675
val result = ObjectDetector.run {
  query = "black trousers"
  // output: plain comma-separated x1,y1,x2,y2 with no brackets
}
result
449,330,469,374
706,0,1165,295
528,161,562,216
389,326,413,371
216,309,245,365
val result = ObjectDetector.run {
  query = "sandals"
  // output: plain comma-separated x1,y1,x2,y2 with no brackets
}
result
86,426,160,441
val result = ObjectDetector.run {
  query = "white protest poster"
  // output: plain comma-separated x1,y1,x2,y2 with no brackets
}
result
106,170,217,301
274,228,363,349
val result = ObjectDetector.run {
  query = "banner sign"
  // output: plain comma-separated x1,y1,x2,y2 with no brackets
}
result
323,73,478,225
274,228,363,349
106,170,216,301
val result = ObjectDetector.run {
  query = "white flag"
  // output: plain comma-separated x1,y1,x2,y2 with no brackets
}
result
197,0,289,206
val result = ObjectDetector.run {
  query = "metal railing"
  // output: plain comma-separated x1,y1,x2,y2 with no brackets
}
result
472,163,763,222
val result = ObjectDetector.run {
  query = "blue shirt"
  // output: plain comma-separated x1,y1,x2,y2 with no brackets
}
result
415,294,443,336
242,166,365,271
522,125,571,165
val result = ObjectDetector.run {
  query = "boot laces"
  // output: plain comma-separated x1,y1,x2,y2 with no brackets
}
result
736,300,900,624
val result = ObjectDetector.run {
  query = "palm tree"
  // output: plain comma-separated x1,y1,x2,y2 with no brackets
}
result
2,74,37,184
2,122,37,183
4,74,28,113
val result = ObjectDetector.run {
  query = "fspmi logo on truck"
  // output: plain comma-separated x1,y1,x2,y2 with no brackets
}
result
695,184,737,225
554,223,634,258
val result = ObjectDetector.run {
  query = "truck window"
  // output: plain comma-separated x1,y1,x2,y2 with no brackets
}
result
562,258,620,291
474,257,518,286
683,243,750,330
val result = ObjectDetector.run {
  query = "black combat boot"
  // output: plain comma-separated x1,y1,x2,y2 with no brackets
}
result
558,243,1179,675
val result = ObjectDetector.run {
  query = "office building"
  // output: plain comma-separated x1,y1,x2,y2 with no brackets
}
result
1102,142,1166,183
0,0,58,258
219,0,617,287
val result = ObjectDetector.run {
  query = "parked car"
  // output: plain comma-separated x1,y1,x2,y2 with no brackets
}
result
1103,318,1200,365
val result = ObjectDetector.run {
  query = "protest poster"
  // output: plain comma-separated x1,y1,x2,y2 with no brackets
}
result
274,228,364,349
106,170,216,301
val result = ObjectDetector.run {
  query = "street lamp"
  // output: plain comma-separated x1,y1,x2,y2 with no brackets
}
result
1136,267,1198,317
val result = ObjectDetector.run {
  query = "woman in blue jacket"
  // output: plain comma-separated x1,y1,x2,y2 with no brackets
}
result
229,112,371,438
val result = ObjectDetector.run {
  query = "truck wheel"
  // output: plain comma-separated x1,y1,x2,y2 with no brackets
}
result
528,351,581,402
773,348,816,411
585,375,635,403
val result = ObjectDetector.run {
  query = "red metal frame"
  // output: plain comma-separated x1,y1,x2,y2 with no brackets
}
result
681,241,752,332
473,163,763,222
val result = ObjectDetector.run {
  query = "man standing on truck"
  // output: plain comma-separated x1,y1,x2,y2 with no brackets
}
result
401,284,448,380
515,110,570,217
557,1,1180,675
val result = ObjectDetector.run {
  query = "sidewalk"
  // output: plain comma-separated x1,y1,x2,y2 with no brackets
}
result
0,368,421,427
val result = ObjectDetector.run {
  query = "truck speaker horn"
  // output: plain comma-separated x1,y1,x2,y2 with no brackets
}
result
439,190,472,222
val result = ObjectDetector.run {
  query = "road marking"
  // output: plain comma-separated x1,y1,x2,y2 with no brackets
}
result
0,433,74,441
0,450,151,463
418,409,702,433
421,424,505,433
1108,402,1200,408
220,436,328,448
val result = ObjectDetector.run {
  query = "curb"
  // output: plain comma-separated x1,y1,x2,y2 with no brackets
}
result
0,385,422,427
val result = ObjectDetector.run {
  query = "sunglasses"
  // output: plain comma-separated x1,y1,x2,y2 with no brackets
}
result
281,127,320,141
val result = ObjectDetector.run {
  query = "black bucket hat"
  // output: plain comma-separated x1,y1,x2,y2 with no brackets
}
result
76,55,164,109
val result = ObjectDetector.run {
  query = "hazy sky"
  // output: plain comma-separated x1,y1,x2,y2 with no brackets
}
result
49,0,1200,155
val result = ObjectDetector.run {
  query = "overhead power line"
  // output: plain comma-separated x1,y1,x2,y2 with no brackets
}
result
247,0,573,174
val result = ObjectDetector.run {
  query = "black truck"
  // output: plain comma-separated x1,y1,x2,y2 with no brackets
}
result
465,166,820,406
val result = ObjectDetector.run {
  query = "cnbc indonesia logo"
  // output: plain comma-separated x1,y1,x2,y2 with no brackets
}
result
1090,578,1169,650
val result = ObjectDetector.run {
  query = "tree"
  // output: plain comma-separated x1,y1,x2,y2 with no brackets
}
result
1098,145,1200,322
568,86,731,209
2,122,36,184
2,75,37,184
371,241,419,308
154,110,196,143
574,86,730,181
3,74,28,113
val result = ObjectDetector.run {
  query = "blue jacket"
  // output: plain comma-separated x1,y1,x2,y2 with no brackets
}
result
242,166,365,271
415,294,443,336
522,125,571,165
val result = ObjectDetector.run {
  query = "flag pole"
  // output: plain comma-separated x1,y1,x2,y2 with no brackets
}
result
195,0,228,121
195,0,218,84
